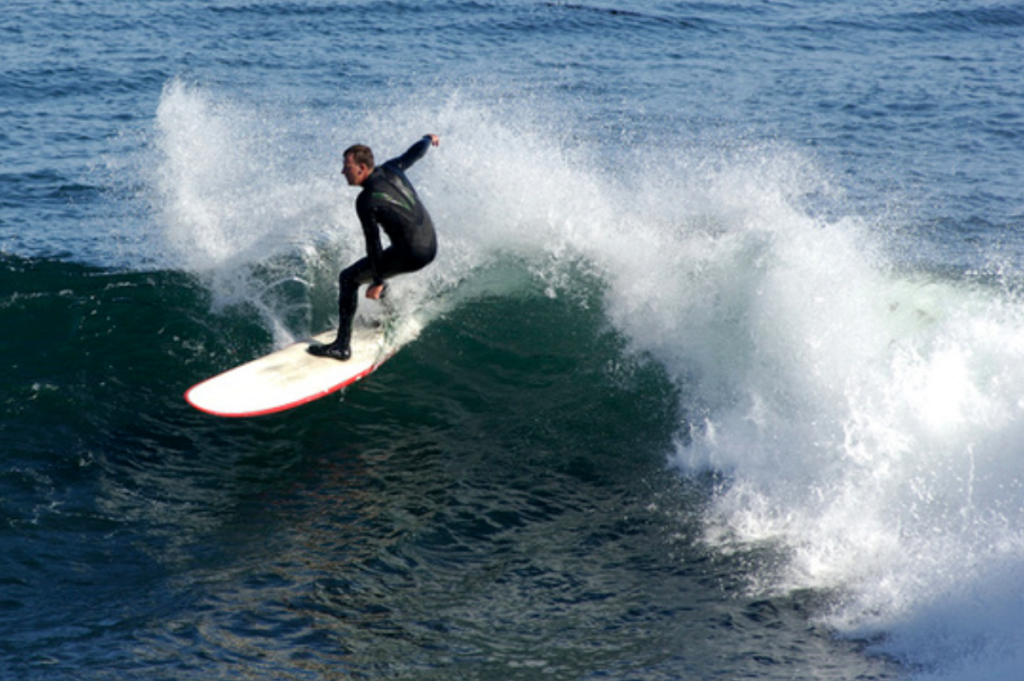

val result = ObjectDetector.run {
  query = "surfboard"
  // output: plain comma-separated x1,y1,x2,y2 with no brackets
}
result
185,322,411,417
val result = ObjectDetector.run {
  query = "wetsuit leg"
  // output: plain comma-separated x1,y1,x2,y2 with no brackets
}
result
312,246,434,359
335,257,376,349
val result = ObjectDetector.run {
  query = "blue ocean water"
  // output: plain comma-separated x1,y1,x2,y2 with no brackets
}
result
3,1,1024,679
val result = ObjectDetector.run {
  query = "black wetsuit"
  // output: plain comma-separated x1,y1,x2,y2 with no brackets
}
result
333,137,437,350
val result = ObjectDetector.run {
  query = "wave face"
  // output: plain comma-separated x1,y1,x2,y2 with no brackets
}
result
4,1,1024,679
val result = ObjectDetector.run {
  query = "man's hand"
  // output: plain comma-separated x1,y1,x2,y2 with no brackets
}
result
426,133,440,147
366,283,385,300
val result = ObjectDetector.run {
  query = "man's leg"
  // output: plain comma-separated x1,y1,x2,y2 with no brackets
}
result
308,258,374,360
308,248,427,361
335,259,373,348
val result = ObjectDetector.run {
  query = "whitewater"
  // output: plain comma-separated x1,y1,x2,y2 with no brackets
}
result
139,75,1024,679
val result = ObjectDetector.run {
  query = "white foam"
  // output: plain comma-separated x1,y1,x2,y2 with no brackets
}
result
650,142,1024,680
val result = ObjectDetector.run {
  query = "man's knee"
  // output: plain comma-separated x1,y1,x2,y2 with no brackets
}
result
340,263,370,289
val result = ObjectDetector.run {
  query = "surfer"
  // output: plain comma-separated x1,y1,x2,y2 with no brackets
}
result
308,134,441,360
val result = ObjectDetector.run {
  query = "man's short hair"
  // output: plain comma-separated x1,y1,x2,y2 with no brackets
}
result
344,144,374,169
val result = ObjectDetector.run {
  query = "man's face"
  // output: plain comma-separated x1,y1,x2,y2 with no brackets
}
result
342,154,370,186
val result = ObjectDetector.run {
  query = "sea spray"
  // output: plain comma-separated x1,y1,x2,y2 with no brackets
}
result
148,81,619,343
151,79,345,344
657,158,1024,677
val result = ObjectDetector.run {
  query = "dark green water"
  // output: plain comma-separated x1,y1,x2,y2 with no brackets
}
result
0,254,896,679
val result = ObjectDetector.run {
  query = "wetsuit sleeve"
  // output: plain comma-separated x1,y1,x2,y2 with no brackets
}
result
390,136,433,171
355,192,385,285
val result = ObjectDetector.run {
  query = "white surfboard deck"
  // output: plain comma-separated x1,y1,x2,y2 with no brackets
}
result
185,321,417,417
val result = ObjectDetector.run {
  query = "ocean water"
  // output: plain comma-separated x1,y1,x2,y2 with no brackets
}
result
3,1,1024,679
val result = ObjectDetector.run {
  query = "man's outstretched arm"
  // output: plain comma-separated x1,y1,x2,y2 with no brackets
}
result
391,134,440,171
